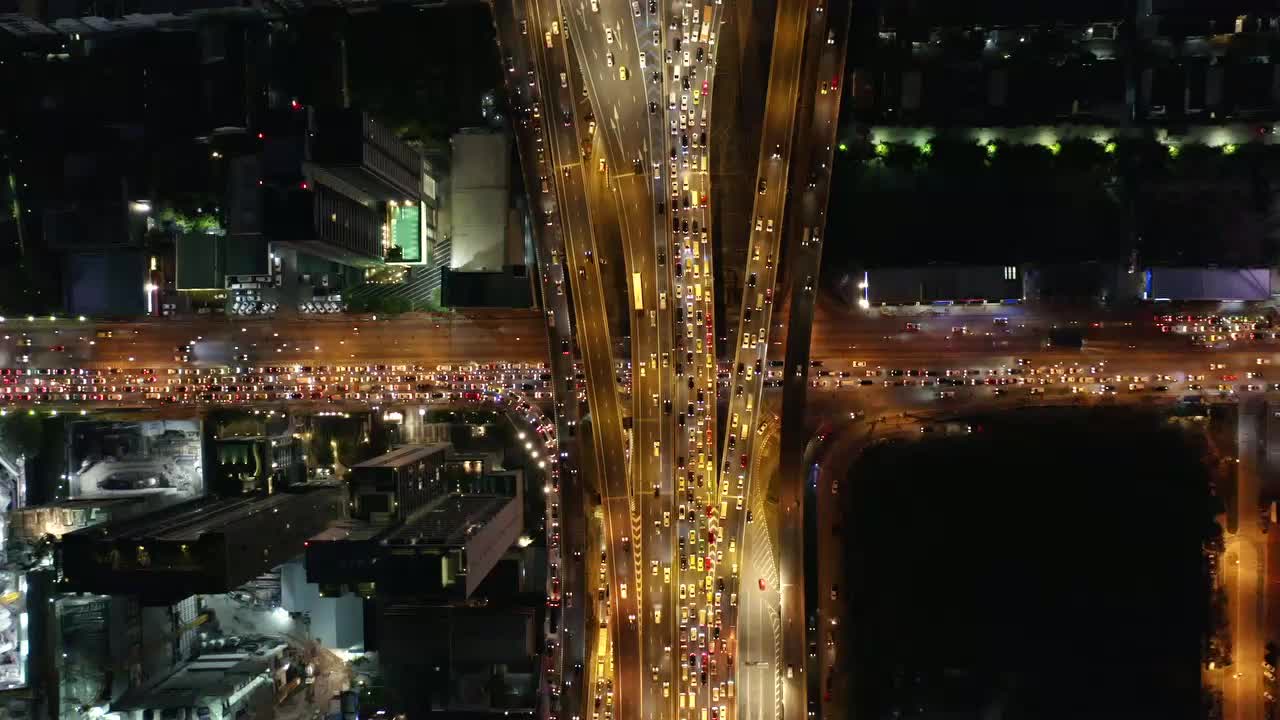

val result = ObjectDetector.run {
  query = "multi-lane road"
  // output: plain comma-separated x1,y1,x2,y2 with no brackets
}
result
16,0,1280,716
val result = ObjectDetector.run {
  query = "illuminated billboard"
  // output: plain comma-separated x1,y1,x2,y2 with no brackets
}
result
388,202,423,263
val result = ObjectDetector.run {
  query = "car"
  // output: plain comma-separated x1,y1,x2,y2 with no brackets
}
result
830,584,839,600
560,340,571,355
757,178,767,194
758,578,766,591
599,158,608,173
632,0,640,15
545,30,553,48
607,52,615,67
649,101,658,114
819,80,828,94
754,216,763,231
619,66,629,80
605,27,614,44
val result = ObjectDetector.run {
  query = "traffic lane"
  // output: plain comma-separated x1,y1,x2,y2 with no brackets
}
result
804,348,1280,378
721,0,808,489
605,497,645,720
738,420,782,720
1225,398,1265,720
507,15,590,700
74,320,550,369
566,5,650,168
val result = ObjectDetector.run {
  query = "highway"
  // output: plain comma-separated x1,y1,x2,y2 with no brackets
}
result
656,2,727,719
769,0,849,712
714,0,809,718
542,0,657,711
493,2,596,716
9,302,1280,720
19,0,1277,711
509,0,646,718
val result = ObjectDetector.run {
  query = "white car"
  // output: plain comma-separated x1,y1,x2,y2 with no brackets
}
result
683,50,690,65
605,27,614,44
607,52,615,67
591,0,599,10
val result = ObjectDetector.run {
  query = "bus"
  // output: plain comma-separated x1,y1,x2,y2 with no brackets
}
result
699,5,712,41
632,272,645,313
597,625,609,658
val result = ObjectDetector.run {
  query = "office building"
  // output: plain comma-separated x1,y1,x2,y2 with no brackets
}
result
59,485,344,603
441,128,534,308
348,443,451,523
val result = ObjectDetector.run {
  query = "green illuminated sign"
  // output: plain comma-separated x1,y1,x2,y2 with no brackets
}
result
389,203,422,263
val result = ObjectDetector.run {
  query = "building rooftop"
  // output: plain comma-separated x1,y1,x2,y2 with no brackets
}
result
351,443,450,470
114,654,275,713
63,483,341,544
384,494,510,546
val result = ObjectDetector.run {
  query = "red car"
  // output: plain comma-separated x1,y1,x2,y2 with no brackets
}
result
759,578,767,591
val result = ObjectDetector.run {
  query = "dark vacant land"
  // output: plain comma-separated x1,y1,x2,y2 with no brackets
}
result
846,408,1216,720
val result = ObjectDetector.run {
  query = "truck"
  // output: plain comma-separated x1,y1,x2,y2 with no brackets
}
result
632,272,645,313
699,5,712,41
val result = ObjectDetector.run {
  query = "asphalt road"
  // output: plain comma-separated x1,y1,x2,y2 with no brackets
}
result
493,2,596,715
3,314,549,370
1223,397,1266,720
713,0,809,718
